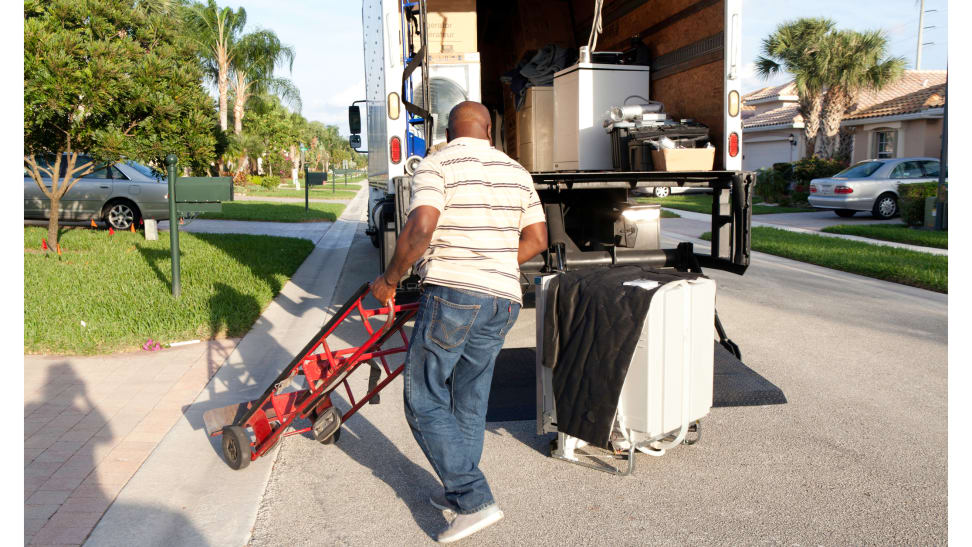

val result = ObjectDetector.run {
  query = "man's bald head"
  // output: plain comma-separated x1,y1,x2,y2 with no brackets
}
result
446,101,492,143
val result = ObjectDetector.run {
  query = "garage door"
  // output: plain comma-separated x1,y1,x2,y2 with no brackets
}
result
743,140,794,171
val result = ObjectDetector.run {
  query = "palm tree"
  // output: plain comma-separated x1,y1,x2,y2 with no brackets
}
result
817,30,906,159
755,18,835,157
183,0,248,132
230,31,300,136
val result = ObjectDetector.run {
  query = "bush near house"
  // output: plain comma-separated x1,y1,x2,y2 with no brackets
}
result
899,182,940,226
756,157,847,207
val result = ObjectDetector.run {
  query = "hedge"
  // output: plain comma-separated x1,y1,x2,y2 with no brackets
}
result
899,182,940,226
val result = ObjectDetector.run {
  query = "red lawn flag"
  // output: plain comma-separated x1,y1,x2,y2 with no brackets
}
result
41,238,48,251
108,227,115,236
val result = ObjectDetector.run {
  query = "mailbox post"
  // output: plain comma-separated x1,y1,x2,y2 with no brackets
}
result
165,154,181,297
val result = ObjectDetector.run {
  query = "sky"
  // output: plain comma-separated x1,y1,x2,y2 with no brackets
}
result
233,0,949,136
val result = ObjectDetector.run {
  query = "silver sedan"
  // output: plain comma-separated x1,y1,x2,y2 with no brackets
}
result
24,157,170,230
808,157,942,220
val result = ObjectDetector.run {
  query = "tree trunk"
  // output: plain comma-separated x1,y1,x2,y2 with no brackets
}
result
233,97,244,136
819,89,849,159
218,74,228,133
799,93,823,158
48,194,60,251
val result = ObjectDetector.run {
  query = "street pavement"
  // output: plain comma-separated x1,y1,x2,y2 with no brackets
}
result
246,216,947,544
84,188,370,546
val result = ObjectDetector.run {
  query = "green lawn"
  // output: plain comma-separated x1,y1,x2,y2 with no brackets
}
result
661,210,680,218
24,227,315,354
200,201,346,222
700,227,946,293
638,194,815,214
821,223,948,249
241,184,361,200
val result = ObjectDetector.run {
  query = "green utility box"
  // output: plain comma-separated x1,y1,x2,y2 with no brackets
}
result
306,171,327,186
176,176,233,213
924,196,948,229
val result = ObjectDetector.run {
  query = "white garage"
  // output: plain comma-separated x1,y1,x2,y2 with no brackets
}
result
742,135,801,171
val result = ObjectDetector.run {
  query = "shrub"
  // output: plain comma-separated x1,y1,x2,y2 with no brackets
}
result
899,182,940,226
755,168,788,204
791,156,847,185
249,175,263,186
261,175,280,190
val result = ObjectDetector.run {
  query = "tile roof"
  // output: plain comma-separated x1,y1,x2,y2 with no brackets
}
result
743,103,803,129
742,70,946,129
844,71,946,120
743,82,798,102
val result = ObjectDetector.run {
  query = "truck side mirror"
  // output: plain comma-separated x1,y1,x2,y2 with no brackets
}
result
349,106,361,135
349,134,362,150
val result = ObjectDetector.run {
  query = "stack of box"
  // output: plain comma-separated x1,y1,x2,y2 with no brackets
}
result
424,0,480,148
517,87,554,171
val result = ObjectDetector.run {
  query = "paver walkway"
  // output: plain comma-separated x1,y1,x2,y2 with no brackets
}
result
24,339,239,546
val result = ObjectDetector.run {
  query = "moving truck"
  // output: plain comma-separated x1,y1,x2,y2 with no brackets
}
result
349,0,754,294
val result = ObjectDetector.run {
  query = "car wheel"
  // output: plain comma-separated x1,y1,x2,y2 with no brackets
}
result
834,209,857,218
871,193,898,220
652,187,670,198
103,200,141,230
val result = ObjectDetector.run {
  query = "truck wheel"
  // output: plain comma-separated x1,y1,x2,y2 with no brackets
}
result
834,209,856,218
221,426,251,470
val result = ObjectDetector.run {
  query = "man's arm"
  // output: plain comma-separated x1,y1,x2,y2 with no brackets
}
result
369,205,440,303
518,221,548,265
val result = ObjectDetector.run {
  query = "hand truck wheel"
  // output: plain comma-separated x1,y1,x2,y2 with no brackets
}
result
312,406,342,445
221,425,251,470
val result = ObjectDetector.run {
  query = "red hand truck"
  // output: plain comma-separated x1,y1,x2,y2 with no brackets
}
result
203,283,419,470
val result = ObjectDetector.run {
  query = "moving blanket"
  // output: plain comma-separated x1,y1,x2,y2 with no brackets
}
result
541,266,701,448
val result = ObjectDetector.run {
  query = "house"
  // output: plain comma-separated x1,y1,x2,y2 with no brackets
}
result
741,70,946,170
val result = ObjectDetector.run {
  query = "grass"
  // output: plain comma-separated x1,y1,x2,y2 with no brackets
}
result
821,224,948,249
661,210,680,218
700,227,946,293
241,184,361,200
200,201,346,222
24,226,315,354
638,194,816,214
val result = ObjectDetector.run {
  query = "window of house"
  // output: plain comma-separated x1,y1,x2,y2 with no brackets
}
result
872,129,897,159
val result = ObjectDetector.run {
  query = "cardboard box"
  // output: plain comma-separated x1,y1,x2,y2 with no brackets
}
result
516,87,554,172
650,148,715,172
426,0,477,54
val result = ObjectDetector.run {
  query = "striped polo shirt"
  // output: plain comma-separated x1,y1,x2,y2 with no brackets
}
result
408,137,546,304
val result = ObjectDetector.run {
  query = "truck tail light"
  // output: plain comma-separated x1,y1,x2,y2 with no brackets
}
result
728,90,740,117
835,185,853,194
728,132,739,157
390,136,402,164
387,92,400,120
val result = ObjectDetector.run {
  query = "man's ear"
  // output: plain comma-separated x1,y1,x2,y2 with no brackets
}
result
486,122,492,144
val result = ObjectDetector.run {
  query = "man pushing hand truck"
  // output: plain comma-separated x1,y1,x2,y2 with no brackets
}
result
369,101,548,543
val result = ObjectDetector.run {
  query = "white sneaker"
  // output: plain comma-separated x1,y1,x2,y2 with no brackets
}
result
437,504,504,543
429,491,457,516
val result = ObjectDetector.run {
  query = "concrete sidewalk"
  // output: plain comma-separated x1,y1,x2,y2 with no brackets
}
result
84,186,370,546
666,208,947,255
24,339,239,546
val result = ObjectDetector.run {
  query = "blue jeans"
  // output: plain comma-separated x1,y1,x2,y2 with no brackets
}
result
403,285,521,515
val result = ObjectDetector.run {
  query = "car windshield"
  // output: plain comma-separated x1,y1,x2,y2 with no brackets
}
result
835,161,883,178
124,160,164,181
